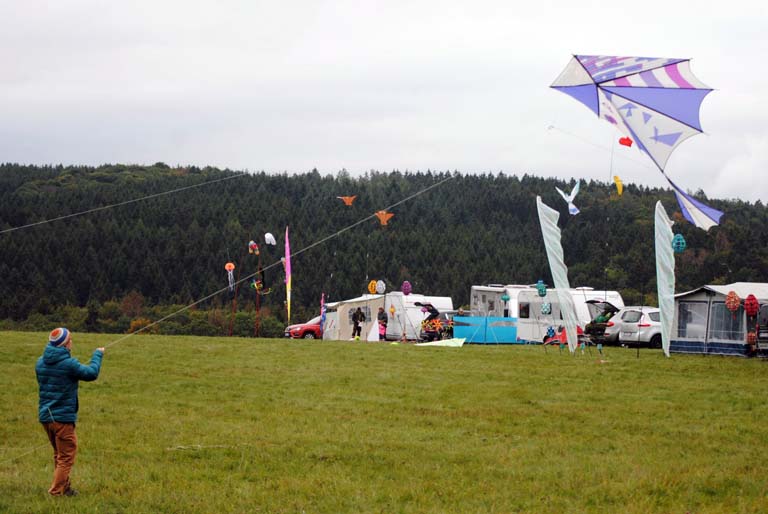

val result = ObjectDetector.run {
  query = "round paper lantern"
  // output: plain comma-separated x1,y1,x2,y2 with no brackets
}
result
744,294,759,317
501,294,510,302
225,262,235,272
401,281,412,296
672,233,687,253
541,302,552,315
367,280,377,295
375,280,386,294
725,291,741,314
536,279,547,297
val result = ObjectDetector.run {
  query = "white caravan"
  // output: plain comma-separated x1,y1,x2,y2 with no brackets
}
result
469,284,624,343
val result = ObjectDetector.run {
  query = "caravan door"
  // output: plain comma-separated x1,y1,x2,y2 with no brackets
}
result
516,290,559,343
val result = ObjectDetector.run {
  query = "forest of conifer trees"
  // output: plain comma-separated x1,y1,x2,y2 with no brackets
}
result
1,163,766,335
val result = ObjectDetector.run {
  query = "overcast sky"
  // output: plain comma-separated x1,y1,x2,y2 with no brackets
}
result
1,0,766,202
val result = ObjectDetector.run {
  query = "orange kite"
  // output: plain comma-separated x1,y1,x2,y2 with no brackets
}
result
375,210,394,225
337,195,357,206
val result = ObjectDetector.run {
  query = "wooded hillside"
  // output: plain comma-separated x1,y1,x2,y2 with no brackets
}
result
1,163,766,330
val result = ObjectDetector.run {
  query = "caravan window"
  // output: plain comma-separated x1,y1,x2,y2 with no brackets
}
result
519,303,530,319
677,301,707,340
708,302,743,341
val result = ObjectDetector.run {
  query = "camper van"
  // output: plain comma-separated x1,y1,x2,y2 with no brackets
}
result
322,292,453,341
468,284,624,343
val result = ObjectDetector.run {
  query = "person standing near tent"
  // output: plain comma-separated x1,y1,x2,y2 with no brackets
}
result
36,328,104,497
377,306,388,341
352,307,365,339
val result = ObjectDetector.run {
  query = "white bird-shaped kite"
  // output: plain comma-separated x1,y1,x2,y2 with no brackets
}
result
555,181,580,215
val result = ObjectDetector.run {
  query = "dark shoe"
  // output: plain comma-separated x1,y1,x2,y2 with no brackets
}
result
63,488,78,497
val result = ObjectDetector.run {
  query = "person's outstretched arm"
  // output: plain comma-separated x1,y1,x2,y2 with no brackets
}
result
68,348,104,381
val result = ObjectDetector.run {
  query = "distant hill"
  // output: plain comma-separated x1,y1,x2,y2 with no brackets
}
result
1,163,766,323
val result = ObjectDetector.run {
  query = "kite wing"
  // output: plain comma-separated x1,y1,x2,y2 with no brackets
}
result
664,175,724,231
570,180,580,200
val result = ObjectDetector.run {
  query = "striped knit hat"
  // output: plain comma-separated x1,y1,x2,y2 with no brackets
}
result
48,327,70,347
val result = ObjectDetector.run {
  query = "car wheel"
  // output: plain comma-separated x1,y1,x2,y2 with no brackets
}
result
650,334,662,349
302,332,316,339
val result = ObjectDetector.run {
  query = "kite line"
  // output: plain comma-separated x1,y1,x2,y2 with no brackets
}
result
103,173,456,349
546,125,657,171
1,174,456,466
0,171,248,235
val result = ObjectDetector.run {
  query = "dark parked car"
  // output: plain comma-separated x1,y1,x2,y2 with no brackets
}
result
416,302,456,341
284,315,322,339
583,299,621,345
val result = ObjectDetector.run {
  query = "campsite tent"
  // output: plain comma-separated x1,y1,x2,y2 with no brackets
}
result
672,282,768,356
322,292,453,341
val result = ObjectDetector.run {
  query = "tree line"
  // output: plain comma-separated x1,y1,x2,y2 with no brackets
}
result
1,163,766,334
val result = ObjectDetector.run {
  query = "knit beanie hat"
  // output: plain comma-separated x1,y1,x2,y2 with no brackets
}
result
48,327,70,347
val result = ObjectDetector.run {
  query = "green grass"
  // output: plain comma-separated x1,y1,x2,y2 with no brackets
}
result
1,331,767,513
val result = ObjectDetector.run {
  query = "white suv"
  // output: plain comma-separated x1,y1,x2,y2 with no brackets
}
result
604,307,662,348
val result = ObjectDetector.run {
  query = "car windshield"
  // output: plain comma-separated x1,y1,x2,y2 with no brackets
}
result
305,316,321,325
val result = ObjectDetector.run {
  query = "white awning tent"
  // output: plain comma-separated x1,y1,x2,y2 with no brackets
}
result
322,292,453,341
323,294,384,341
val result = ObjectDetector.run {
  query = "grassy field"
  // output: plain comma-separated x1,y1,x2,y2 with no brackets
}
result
1,331,767,513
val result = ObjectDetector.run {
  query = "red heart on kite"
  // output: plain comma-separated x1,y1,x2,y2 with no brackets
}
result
619,137,633,147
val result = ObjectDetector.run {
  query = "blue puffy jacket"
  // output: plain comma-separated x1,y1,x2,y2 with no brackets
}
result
36,345,103,423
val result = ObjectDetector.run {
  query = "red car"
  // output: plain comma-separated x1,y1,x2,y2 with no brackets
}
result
284,316,322,339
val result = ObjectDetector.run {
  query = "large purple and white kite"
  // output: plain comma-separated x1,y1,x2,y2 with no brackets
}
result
551,55,724,231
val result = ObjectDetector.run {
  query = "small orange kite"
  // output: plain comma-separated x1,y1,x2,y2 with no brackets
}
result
337,195,357,206
375,210,394,225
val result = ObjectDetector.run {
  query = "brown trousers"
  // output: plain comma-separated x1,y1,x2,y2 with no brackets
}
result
42,422,77,495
